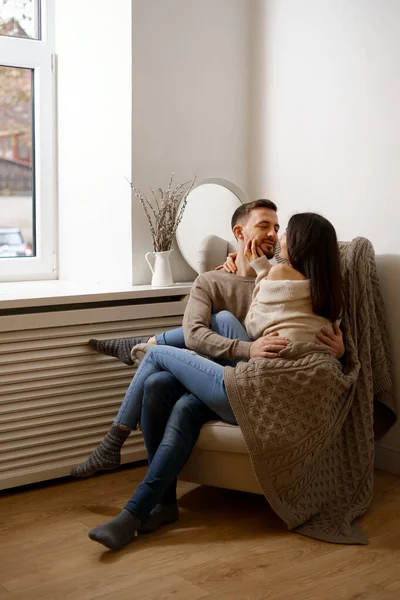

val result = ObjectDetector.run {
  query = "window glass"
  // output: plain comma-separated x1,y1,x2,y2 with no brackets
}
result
0,0,40,40
0,65,34,258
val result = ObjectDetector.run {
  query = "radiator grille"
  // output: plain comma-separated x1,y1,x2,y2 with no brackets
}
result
0,299,186,489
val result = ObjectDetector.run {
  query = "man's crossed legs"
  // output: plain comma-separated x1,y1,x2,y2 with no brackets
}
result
89,371,218,549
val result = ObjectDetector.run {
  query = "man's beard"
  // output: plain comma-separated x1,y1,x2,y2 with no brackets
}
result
261,244,275,260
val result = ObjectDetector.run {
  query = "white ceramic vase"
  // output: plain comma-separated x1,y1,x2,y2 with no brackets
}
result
145,249,174,287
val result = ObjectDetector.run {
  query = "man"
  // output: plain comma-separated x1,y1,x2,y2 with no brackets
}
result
78,200,344,539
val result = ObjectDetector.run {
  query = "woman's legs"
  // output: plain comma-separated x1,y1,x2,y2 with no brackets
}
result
211,310,251,343
154,327,186,347
116,345,236,429
155,311,251,364
73,311,244,477
210,311,251,366
116,311,246,430
89,311,251,366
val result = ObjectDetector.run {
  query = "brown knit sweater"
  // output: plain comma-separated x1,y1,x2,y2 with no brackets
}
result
182,270,255,360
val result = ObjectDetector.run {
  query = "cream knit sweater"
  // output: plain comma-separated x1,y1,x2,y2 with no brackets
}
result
245,256,332,341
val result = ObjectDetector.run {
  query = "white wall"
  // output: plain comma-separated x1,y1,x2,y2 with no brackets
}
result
251,0,400,241
251,0,400,455
132,0,251,284
55,0,132,284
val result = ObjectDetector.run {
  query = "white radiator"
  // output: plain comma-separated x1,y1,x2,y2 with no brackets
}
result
0,295,187,490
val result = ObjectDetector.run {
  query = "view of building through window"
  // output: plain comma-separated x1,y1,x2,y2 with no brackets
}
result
0,1,37,258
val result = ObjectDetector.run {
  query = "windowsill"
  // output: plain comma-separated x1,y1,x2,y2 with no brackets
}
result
0,280,193,310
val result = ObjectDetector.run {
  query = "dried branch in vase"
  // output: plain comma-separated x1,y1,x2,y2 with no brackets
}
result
128,174,196,252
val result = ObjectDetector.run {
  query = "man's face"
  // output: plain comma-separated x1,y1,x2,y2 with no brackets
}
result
241,208,280,259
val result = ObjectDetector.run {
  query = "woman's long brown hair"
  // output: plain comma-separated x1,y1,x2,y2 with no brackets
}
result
286,212,344,322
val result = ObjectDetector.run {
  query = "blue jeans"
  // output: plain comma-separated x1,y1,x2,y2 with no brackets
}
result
132,374,217,518
155,328,186,347
115,310,249,430
116,344,236,429
139,372,185,507
155,311,251,366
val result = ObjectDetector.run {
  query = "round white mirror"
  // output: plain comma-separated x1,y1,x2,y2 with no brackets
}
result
176,181,244,272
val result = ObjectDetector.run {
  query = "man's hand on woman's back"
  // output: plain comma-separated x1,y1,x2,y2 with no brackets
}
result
215,243,257,277
316,322,345,359
249,324,344,360
249,333,290,358
215,252,237,273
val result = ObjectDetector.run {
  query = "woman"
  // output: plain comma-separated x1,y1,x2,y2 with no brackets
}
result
86,212,345,550
244,213,344,342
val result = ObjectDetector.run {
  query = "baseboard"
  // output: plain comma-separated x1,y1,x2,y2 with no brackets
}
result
374,443,400,475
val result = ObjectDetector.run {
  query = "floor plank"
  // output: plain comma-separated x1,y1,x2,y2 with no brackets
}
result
304,578,399,600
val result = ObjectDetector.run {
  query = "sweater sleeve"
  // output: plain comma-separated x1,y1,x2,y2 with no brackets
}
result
182,276,252,361
250,255,271,283
247,255,271,306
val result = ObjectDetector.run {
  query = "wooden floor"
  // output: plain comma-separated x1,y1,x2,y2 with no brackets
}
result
0,467,399,600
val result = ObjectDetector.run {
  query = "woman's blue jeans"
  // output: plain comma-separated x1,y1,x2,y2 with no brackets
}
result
155,310,251,366
117,345,235,430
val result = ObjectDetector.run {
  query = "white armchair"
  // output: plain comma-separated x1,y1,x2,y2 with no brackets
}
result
197,234,236,275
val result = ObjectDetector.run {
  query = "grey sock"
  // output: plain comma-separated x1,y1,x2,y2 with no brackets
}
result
70,424,130,478
88,336,151,365
88,509,141,551
139,503,179,534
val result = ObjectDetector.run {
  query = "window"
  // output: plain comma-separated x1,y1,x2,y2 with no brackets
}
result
0,1,56,280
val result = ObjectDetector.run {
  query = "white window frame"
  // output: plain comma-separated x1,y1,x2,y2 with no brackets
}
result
0,0,56,281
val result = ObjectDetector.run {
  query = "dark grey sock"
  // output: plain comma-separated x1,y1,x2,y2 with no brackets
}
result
70,424,130,478
139,503,179,534
88,509,141,551
88,336,151,365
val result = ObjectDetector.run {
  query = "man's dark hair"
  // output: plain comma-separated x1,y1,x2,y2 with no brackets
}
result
286,212,345,322
231,199,278,230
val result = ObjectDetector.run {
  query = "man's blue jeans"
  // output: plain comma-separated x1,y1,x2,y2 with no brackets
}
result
134,373,218,517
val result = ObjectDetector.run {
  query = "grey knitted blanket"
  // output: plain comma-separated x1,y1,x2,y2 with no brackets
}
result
224,237,397,544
